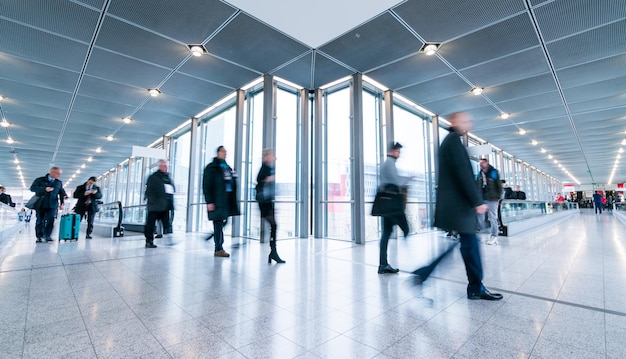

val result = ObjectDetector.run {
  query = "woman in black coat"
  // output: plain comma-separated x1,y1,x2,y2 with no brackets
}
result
256,149,285,263
203,146,240,257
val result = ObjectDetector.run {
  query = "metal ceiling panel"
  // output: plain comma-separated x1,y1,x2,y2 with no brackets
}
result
421,92,492,114
513,106,568,125
397,73,470,105
178,53,259,90
271,52,314,89
438,14,540,70
572,108,626,124
78,75,156,106
534,0,626,42
568,95,626,115
312,53,355,89
0,55,79,92
66,111,120,131
141,94,209,119
73,0,106,9
392,0,525,43
463,106,502,124
319,13,423,72
460,47,549,88
131,108,191,136
0,19,89,71
557,53,626,88
160,73,232,106
497,91,563,113
547,19,626,70
366,53,452,91
95,17,189,69
72,96,136,118
85,48,171,88
5,102,68,123
2,0,100,42
107,0,237,44
486,73,557,103
207,13,310,74
562,76,626,103
0,79,72,110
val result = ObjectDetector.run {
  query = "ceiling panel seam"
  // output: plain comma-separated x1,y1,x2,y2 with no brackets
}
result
0,15,90,45
200,10,241,46
310,51,316,89
543,16,626,44
52,0,111,164
524,0,594,183
457,46,543,71
269,50,312,75
0,53,81,75
315,51,358,74
105,13,188,46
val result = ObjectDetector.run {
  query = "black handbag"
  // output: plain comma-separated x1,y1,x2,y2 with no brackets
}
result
371,184,404,217
25,195,43,210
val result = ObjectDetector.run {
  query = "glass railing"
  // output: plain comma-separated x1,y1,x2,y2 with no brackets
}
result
499,200,579,226
614,202,626,211
94,201,124,237
122,204,148,225
0,203,22,236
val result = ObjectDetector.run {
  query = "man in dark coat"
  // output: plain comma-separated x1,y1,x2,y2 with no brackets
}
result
476,158,502,245
434,112,503,301
0,186,15,207
73,176,102,239
29,166,68,242
144,159,175,248
203,146,240,257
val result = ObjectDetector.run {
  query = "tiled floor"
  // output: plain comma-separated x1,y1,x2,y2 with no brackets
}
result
1,210,624,358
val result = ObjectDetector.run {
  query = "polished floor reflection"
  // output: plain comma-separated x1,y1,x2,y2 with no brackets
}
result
0,211,624,358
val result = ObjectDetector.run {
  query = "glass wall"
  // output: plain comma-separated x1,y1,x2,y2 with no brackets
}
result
393,105,431,232
170,132,191,232
323,86,352,240
241,90,263,239
127,158,144,207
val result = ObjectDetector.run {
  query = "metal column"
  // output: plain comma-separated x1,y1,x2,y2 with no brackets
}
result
383,90,394,159
351,73,366,244
313,89,324,238
186,117,198,232
298,89,310,238
430,115,440,226
232,89,245,239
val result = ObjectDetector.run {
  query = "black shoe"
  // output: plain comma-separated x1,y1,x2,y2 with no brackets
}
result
36,237,42,243
378,264,400,274
155,234,163,239
145,242,157,248
467,289,503,301
86,235,92,239
44,237,53,242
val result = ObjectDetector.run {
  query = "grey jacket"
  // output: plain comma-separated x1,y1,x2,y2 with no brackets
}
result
380,156,410,187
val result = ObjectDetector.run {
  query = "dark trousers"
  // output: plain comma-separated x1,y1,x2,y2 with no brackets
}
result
35,207,56,239
595,203,602,214
145,210,171,242
459,233,484,294
212,219,228,251
84,204,96,236
259,203,277,247
379,214,409,266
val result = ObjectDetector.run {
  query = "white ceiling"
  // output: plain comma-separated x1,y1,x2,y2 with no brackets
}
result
224,0,406,48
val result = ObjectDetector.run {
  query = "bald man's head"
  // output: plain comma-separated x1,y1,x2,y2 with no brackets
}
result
449,112,473,134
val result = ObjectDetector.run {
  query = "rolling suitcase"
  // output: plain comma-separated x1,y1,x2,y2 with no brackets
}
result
59,213,81,241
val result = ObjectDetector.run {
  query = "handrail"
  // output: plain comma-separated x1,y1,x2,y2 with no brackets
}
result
95,201,124,236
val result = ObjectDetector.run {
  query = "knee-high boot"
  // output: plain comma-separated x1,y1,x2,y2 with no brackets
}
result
268,239,285,264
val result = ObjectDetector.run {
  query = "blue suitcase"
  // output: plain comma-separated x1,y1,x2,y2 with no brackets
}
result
59,214,81,241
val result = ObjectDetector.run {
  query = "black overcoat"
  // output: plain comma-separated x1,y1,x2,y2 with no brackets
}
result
73,182,103,215
29,174,67,210
145,170,174,212
203,157,240,221
434,128,484,234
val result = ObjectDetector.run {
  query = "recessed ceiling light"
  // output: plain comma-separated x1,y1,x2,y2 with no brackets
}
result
6,137,14,144
72,174,76,178
13,158,19,164
622,139,626,146
188,45,206,57
80,164,86,168
76,169,81,174
499,113,509,120
422,43,439,56
87,157,93,162
548,154,553,159
618,154,622,159
106,135,114,141
96,147,102,153
471,87,483,96
620,148,624,153
0,95,5,101
123,117,132,124
553,160,558,164
531,140,538,145
148,88,161,97
540,148,547,153
0,119,9,127
518,128,526,135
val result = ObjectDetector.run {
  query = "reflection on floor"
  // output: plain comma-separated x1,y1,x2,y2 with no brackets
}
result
0,210,624,358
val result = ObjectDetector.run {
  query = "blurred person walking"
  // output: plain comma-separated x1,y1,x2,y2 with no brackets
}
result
30,167,68,242
144,159,175,248
256,149,285,263
476,158,502,245
73,176,102,239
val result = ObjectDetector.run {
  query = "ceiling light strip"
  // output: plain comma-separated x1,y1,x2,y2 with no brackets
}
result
524,0,594,183
51,0,112,164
